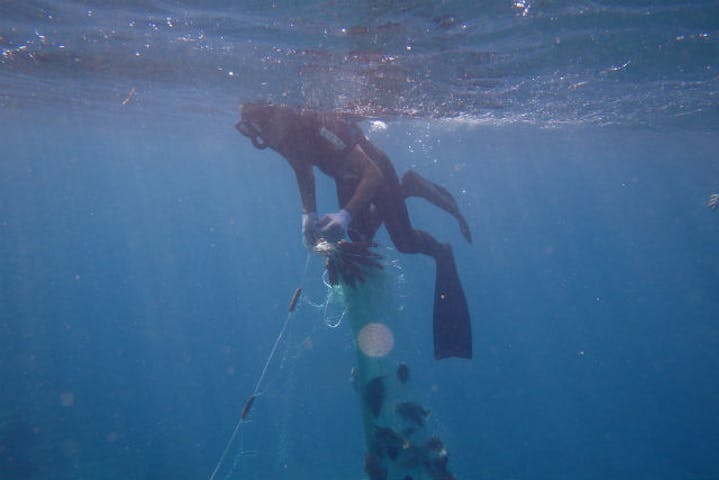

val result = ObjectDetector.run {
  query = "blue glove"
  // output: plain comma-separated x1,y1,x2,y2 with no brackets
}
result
318,209,352,242
302,212,320,247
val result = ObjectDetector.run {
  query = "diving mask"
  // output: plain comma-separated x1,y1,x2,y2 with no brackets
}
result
235,119,268,150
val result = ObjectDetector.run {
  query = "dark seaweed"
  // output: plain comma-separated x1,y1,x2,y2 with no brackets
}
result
364,376,386,417
396,401,430,427
396,362,410,384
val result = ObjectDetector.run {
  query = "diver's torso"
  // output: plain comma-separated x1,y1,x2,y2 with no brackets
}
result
285,112,366,182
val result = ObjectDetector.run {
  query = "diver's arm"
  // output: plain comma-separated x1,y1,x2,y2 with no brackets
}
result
342,144,384,218
290,158,317,214
290,158,322,247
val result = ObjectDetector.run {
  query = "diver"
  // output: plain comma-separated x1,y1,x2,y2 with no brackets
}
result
236,103,472,360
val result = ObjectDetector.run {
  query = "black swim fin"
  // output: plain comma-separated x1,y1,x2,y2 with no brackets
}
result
433,246,472,360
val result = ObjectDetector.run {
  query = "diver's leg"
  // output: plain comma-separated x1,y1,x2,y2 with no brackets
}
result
370,155,472,359
378,168,448,258
400,170,472,244
382,204,450,259
401,170,460,213
380,187,472,359
357,142,456,255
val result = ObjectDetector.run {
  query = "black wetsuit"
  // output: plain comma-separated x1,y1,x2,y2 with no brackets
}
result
279,111,448,260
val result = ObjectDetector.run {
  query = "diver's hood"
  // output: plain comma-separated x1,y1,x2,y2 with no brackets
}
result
235,119,268,150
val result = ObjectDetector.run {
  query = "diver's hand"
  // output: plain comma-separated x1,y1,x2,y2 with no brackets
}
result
302,212,320,247
318,209,352,242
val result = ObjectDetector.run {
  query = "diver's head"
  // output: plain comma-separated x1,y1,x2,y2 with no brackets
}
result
236,103,297,150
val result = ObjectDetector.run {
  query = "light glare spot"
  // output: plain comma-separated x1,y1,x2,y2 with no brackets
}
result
60,392,75,407
358,322,394,358
369,120,387,132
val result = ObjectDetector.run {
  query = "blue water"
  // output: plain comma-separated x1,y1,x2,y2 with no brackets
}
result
2,1,718,479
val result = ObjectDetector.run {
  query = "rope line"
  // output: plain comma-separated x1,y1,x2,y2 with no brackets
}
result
208,252,312,480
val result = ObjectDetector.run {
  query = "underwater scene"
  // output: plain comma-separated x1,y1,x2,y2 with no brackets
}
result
1,1,718,479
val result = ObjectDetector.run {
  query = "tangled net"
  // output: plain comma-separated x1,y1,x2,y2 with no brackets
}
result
313,238,383,288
